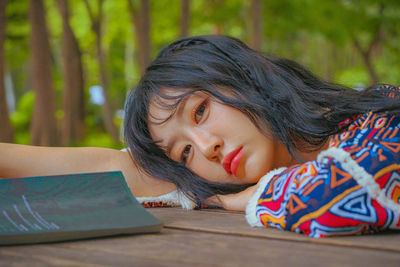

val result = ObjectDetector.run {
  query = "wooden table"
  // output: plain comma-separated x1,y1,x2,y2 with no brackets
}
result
1,207,400,266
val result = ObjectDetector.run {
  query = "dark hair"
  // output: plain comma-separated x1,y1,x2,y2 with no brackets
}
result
124,35,400,203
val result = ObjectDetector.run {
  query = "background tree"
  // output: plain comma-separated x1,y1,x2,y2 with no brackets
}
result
179,0,190,38
250,0,262,51
83,0,119,143
2,0,400,148
127,0,151,76
0,0,14,143
29,0,58,146
351,3,384,85
57,0,85,145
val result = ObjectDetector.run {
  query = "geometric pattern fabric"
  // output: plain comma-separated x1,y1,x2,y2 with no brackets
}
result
251,85,400,237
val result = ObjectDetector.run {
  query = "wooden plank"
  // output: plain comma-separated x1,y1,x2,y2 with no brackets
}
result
1,228,400,266
150,208,400,253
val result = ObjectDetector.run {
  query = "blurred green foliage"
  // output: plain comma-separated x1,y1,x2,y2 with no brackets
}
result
10,91,34,144
3,0,400,148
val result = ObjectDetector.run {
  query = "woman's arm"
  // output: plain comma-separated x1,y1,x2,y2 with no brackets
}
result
0,143,177,197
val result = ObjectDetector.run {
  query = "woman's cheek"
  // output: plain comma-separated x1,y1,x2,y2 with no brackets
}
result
243,151,270,183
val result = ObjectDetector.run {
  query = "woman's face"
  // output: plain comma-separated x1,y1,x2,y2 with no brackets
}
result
148,90,292,184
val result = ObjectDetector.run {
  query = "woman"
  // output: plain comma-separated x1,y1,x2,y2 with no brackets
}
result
1,35,399,237
124,35,400,237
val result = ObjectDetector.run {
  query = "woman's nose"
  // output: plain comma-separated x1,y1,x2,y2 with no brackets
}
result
190,128,223,160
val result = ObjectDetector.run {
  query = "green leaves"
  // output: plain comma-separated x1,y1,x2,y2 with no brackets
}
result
4,0,400,146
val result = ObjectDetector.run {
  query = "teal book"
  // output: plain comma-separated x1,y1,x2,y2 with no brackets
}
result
0,171,163,245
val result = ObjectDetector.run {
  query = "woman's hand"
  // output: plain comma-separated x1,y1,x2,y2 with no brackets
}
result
205,184,258,211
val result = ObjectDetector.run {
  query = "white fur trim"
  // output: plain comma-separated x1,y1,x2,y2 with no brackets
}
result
245,167,287,227
318,147,400,213
136,190,196,210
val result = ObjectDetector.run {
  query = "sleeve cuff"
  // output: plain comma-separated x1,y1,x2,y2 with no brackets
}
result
136,190,196,210
245,167,287,227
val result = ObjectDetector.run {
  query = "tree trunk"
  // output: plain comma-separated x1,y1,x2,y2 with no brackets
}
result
0,0,14,143
127,0,151,75
352,5,384,86
29,0,58,146
212,24,222,35
84,0,120,143
57,0,85,145
353,38,379,85
179,0,190,38
250,0,262,51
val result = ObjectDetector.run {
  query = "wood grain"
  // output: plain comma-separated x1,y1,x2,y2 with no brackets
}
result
151,207,400,253
2,207,400,266
1,228,400,267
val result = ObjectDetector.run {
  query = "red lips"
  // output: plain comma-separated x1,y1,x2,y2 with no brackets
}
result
222,147,243,175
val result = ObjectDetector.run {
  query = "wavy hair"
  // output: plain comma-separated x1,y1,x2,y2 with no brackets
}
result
124,35,400,203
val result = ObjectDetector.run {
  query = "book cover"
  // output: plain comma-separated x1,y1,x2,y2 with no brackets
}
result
0,171,163,245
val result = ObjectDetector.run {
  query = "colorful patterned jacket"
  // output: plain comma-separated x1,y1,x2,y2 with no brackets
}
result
246,85,400,237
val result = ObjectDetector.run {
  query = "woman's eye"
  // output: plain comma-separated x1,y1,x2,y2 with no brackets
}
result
194,99,208,123
180,145,191,164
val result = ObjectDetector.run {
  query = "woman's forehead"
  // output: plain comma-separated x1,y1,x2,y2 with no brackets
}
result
147,90,211,146
148,89,189,123
148,97,180,124
148,88,209,121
